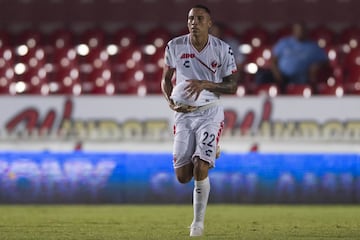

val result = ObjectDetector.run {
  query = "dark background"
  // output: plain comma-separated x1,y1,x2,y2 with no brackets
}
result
0,0,358,33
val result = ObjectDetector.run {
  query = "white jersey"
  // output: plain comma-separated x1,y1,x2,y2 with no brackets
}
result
165,34,237,106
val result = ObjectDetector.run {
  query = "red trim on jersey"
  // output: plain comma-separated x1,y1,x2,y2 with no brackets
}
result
194,56,216,74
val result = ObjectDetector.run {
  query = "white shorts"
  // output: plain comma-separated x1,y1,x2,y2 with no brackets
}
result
172,105,224,169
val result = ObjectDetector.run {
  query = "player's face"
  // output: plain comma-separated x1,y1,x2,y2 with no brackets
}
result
187,8,212,37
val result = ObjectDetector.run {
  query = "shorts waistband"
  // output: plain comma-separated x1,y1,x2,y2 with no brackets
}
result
193,101,220,112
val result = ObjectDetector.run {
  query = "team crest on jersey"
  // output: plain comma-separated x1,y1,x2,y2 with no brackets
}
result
211,60,218,68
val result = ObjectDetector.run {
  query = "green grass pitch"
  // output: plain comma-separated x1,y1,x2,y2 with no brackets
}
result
1,204,360,239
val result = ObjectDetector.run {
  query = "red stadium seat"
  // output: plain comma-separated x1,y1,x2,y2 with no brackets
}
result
0,46,14,65
143,47,165,74
285,84,312,97
79,47,110,66
253,83,279,97
321,44,345,85
344,80,360,94
76,47,112,94
78,28,105,49
116,68,147,95
338,26,360,50
309,25,336,48
242,45,272,93
314,62,337,85
111,46,144,80
14,46,47,70
142,47,164,94
244,44,272,69
15,67,49,95
0,30,11,48
47,46,80,95
0,69,15,94
0,47,15,94
48,29,74,49
324,44,343,68
85,68,115,95
51,46,78,69
113,45,143,65
342,46,360,94
241,26,271,48
75,34,107,92
111,27,139,50
12,30,49,95
144,27,172,49
317,83,344,96
144,68,163,94
13,44,48,95
49,68,82,95
0,68,15,94
16,29,43,48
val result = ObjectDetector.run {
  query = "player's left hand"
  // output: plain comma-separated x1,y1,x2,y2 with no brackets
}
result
184,79,208,100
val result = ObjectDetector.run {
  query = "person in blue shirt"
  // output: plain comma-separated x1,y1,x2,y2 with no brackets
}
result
256,22,329,93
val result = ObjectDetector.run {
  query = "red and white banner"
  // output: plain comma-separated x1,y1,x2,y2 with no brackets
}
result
0,95,359,141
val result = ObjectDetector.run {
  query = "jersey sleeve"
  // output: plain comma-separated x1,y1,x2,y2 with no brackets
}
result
221,43,237,78
164,42,176,69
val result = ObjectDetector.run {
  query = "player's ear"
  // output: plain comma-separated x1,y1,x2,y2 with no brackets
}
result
208,19,213,29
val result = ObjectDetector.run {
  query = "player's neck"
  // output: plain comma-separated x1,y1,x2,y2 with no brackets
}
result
190,34,208,52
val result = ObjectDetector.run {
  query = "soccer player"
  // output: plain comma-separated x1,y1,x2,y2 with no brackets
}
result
161,4,238,237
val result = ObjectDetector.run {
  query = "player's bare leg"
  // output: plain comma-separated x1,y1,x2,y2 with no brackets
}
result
190,157,210,237
216,145,221,159
175,163,194,184
193,157,209,181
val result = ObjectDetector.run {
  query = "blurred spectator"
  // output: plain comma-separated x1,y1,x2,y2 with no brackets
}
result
210,21,245,83
255,22,329,93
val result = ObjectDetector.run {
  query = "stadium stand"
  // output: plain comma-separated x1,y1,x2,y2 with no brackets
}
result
343,46,360,94
0,46,15,94
284,83,313,97
0,0,358,96
0,25,359,96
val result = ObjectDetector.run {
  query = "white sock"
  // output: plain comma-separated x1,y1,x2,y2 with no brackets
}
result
192,177,210,227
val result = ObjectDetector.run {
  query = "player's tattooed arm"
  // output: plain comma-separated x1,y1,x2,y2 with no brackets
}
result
185,73,238,100
210,74,238,95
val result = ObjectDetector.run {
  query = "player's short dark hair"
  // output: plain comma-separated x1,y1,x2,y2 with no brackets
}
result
192,4,211,16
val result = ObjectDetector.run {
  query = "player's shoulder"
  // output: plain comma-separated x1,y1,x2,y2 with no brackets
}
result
209,34,231,49
167,34,189,47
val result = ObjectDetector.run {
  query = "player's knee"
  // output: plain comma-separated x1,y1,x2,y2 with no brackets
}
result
176,174,192,184
175,164,193,184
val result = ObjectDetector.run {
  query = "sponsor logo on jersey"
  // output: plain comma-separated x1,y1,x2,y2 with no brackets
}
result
180,53,195,59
